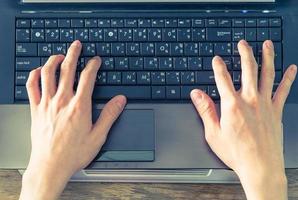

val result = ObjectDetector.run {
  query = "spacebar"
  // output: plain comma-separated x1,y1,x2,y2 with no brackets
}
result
93,86,151,99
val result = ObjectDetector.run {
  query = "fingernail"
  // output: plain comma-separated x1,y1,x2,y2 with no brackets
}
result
291,65,297,73
72,40,81,47
239,39,248,46
265,40,273,49
191,90,203,104
116,95,127,108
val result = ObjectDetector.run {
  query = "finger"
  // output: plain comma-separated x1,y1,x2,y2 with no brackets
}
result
56,40,82,97
238,40,258,94
40,55,65,99
259,40,275,99
91,95,127,146
26,67,42,106
190,89,220,143
212,56,236,99
76,56,101,100
273,65,297,115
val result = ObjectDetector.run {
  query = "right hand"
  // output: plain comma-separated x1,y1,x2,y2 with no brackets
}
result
191,40,297,200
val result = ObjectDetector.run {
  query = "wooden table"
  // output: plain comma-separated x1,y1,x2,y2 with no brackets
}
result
1,169,297,200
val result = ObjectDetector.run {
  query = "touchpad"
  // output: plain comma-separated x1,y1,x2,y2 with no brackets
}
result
92,109,155,162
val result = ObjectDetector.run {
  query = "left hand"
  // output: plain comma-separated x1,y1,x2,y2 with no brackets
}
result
20,40,127,200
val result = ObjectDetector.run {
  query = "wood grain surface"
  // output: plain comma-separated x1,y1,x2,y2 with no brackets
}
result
0,169,297,200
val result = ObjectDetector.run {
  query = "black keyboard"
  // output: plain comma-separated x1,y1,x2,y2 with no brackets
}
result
15,17,282,102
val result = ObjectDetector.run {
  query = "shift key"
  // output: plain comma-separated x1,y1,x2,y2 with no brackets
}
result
16,43,37,56
16,57,40,71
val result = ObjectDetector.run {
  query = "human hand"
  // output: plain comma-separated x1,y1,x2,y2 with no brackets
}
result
191,40,297,200
20,40,127,200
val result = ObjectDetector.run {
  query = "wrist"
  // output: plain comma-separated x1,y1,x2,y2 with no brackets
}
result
236,168,287,200
20,162,72,200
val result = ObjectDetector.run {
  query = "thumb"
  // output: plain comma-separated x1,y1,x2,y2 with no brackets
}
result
191,89,220,141
91,95,127,146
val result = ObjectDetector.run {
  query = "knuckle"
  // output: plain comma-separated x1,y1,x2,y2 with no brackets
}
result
41,66,51,77
264,67,275,80
198,101,213,117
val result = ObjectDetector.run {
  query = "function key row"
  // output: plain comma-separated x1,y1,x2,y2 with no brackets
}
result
16,18,282,28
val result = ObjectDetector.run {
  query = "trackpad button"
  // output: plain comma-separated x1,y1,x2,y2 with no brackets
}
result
92,109,155,161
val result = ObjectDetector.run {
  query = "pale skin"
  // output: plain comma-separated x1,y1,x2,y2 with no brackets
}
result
19,39,297,200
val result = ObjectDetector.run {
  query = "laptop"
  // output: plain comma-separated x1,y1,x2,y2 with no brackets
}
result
0,0,297,183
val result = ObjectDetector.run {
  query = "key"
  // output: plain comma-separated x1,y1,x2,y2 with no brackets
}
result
165,19,178,28
111,19,124,27
38,43,52,56
233,71,241,84
122,72,136,85
89,28,104,41
202,57,213,70
125,19,138,27
257,19,269,27
60,29,74,42
118,28,133,41
159,57,173,70
233,19,245,27
269,18,281,27
71,19,84,27
16,71,30,85
166,72,180,85
270,28,281,41
166,86,180,99
214,43,232,56
31,29,45,42
139,19,151,28
93,86,151,100
245,28,257,41
101,57,114,70
196,71,215,84
82,43,96,56
129,57,143,70
177,28,192,41
257,28,269,41
156,43,170,56
199,43,213,56
74,28,89,41
233,28,245,41
163,28,177,42
208,86,220,99
192,28,206,41
85,19,98,28
188,57,202,70
152,19,165,27
141,43,155,56
137,72,151,84
16,29,30,42
126,43,140,56
16,43,37,56
58,19,71,28
97,43,111,56
96,72,107,85
133,28,148,41
207,28,231,41
219,19,231,27
98,19,111,27
148,28,162,41
181,86,207,99
15,86,28,100
245,19,257,27
178,19,191,27
104,28,118,41
184,43,199,56
144,57,158,70
53,43,67,54
16,19,30,28
171,43,184,56
31,19,44,28
206,19,217,27
174,57,188,70
192,19,205,27
107,72,121,85
45,19,58,28
181,71,195,85
151,72,166,85
115,57,129,70
45,29,59,42
152,86,166,99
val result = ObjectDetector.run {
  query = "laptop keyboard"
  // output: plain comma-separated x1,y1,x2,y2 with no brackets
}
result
15,17,282,102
